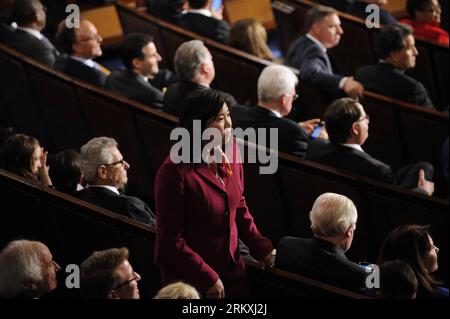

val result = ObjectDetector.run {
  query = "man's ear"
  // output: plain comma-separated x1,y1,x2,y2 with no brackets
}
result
97,166,107,180
280,94,289,107
345,224,355,238
350,122,359,136
131,57,141,71
107,290,119,299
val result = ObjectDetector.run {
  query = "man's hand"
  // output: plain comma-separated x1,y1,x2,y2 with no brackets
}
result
210,5,224,20
260,249,276,269
417,169,435,196
343,77,365,99
206,278,225,299
299,119,321,136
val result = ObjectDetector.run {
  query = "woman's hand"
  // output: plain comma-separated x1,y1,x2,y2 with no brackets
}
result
206,278,225,299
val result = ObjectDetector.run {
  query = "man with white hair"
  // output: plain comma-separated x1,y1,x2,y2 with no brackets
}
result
163,39,236,116
275,193,368,291
77,137,156,226
0,240,61,298
231,64,327,158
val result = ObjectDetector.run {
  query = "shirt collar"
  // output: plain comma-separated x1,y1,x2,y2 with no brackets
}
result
87,185,120,195
341,143,365,152
306,33,327,53
186,8,212,17
268,109,282,118
70,56,96,68
16,26,43,40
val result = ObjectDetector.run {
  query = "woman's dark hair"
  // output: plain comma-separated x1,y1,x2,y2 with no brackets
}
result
407,0,433,19
48,149,81,194
323,98,361,144
0,133,39,181
380,260,418,299
179,89,228,162
378,225,441,296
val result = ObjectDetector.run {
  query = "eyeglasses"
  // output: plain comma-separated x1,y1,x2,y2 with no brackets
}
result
356,114,370,123
287,93,299,101
113,271,140,290
77,34,102,43
103,159,126,167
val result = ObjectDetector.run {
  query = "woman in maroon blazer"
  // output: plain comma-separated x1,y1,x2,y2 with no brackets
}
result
155,89,274,298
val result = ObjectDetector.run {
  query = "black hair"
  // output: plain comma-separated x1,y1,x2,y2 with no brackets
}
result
121,33,155,69
375,24,413,60
324,98,361,144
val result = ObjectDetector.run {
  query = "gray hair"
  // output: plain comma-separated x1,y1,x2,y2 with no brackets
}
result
80,137,118,184
0,240,44,298
305,5,338,32
174,40,211,81
309,193,357,237
257,65,298,103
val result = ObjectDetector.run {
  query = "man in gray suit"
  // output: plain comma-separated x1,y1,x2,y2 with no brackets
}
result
286,5,364,99
7,0,59,66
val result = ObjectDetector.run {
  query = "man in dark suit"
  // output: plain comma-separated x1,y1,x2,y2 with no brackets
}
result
105,33,164,108
355,24,434,108
286,5,364,99
276,193,368,292
163,39,236,116
318,0,397,25
306,98,435,195
180,0,230,43
77,137,156,226
55,19,109,87
146,0,187,25
0,0,15,44
231,65,326,158
6,0,59,66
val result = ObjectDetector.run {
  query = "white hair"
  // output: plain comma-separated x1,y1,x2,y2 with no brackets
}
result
80,137,117,184
257,64,298,103
174,40,211,81
154,281,200,299
0,240,44,298
309,193,357,237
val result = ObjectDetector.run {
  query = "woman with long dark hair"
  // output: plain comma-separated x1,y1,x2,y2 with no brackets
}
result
379,224,448,298
0,133,52,187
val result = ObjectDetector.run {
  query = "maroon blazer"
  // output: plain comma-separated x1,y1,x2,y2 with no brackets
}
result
154,141,273,294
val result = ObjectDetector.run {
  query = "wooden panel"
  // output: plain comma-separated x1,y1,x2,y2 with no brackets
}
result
224,0,276,30
81,5,123,39
0,53,51,148
26,67,88,152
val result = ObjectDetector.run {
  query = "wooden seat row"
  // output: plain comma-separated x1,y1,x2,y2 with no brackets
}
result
0,168,369,299
0,41,447,283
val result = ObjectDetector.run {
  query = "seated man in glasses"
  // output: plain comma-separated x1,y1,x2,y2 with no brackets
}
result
80,247,141,299
77,137,156,226
306,98,435,196
55,19,109,87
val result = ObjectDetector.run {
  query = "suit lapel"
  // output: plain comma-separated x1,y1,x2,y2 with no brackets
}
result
195,164,228,193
